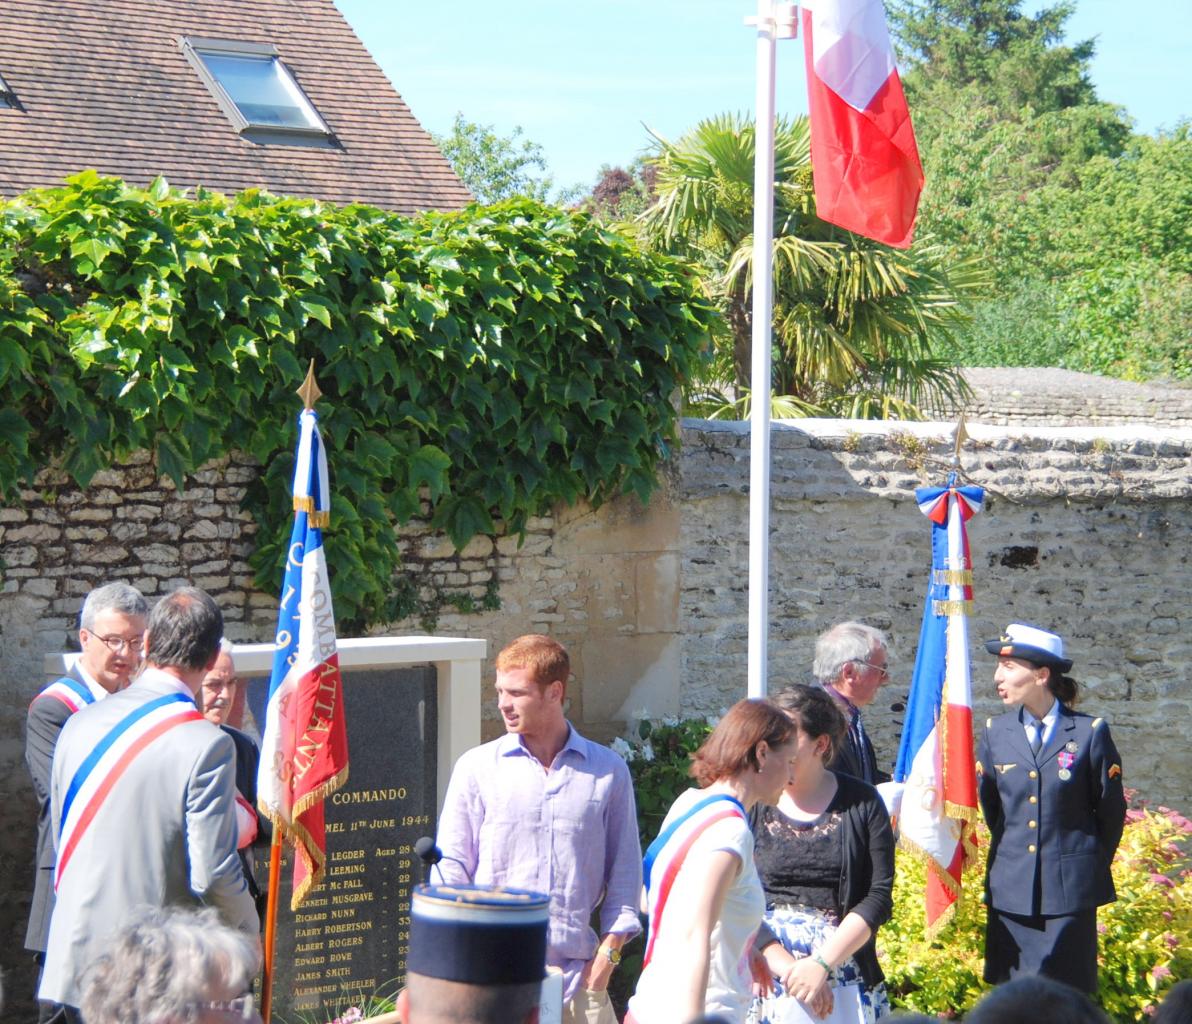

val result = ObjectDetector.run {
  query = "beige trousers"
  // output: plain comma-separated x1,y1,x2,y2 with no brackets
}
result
563,986,617,1024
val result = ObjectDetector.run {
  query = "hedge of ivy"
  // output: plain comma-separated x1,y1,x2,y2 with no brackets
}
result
0,172,715,627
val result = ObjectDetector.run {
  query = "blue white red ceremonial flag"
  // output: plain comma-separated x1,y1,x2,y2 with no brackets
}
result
258,407,349,909
800,0,924,247
894,475,982,931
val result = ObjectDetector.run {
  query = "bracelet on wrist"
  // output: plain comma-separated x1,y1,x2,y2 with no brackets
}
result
811,953,832,974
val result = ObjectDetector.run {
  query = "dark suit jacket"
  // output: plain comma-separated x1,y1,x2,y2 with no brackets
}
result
24,672,94,952
220,724,270,903
826,713,891,786
978,704,1126,917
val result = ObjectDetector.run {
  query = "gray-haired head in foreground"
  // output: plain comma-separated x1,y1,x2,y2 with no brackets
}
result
813,621,888,685
145,587,223,671
80,582,149,631
79,905,260,1024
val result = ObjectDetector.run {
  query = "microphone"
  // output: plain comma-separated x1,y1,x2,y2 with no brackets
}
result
415,836,442,883
413,836,475,884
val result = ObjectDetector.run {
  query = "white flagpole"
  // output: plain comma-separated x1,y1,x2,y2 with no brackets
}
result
746,0,782,698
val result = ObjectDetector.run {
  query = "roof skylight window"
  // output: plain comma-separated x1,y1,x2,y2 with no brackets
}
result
0,70,15,107
181,37,332,143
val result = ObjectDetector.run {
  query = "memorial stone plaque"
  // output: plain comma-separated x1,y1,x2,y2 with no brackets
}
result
247,666,437,1019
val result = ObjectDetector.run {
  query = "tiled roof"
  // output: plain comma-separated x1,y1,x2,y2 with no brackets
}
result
0,0,472,213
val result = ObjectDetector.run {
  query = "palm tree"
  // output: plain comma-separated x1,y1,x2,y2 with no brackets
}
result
637,113,985,419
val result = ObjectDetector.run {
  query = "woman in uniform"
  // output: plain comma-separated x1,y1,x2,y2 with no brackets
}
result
977,623,1127,994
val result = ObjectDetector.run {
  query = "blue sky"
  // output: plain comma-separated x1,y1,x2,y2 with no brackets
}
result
334,0,1191,191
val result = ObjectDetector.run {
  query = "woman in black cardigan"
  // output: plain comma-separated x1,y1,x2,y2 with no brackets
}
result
750,684,895,1023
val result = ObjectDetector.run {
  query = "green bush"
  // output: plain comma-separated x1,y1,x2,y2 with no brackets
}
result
0,173,715,627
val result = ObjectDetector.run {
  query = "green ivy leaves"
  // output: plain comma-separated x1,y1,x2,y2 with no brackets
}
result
0,174,715,628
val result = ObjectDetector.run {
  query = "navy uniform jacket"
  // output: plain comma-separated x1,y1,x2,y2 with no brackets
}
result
978,704,1126,917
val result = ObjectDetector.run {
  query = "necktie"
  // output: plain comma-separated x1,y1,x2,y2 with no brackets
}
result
1028,717,1042,757
853,711,875,783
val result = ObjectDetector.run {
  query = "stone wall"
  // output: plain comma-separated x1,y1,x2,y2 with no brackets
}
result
1,418,1189,1011
956,367,1192,428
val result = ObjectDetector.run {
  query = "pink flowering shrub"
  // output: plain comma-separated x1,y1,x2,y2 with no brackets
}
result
1098,793,1192,1022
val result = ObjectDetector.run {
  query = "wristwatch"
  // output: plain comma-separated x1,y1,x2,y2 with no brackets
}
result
600,945,622,966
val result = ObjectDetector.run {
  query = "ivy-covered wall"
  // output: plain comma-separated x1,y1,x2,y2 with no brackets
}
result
0,173,714,629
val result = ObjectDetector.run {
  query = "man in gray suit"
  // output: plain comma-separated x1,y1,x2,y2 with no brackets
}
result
39,587,259,1020
24,581,148,1023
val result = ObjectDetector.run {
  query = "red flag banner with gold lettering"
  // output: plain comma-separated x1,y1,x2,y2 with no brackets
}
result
258,408,349,908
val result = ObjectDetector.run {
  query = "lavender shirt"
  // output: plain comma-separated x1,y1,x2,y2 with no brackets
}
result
436,725,643,1000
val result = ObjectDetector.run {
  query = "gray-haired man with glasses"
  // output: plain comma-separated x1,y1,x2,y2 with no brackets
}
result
24,581,148,1022
813,621,892,785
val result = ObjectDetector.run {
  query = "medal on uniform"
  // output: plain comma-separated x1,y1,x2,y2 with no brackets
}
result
1065,741,1078,753
1057,750,1075,781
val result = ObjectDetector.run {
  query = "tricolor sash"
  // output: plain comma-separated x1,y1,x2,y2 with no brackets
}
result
55,693,203,889
641,794,746,968
33,676,96,715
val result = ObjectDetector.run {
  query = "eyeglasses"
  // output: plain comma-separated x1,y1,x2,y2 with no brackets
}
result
852,659,889,677
191,994,256,1019
91,633,144,654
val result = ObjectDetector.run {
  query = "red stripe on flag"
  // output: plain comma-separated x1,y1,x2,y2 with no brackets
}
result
926,839,965,928
55,709,203,888
943,702,977,809
802,9,923,249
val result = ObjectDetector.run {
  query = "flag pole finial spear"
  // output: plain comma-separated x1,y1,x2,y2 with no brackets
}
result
951,412,969,469
297,359,322,411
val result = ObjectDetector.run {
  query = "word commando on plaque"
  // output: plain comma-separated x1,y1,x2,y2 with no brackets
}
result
251,666,437,1019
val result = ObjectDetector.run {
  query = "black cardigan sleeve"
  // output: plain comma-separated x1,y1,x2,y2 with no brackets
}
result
839,775,895,933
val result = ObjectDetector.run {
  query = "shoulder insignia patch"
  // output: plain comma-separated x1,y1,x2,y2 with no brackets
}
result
1108,764,1122,779
976,761,984,775
1092,717,1104,729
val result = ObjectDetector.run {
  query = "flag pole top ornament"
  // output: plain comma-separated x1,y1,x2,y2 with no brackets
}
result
951,413,969,468
297,359,322,411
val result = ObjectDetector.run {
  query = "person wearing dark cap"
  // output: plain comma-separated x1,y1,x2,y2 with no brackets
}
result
977,623,1126,994
396,884,549,1024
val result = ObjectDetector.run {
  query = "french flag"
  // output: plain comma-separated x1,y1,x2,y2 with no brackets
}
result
894,479,982,931
258,406,350,909
801,0,924,248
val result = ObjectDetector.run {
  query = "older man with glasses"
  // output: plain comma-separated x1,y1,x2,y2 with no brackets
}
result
24,581,149,1023
812,621,893,785
199,640,268,918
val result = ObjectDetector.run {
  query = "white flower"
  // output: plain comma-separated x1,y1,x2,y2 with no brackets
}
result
611,736,635,762
662,715,679,727
641,741,655,762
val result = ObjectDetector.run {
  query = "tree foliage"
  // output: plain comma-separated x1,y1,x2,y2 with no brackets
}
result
890,0,1191,381
432,112,557,203
637,114,983,419
0,172,715,627
892,0,1102,115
